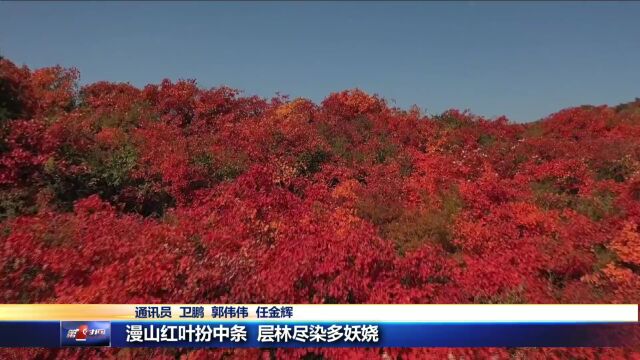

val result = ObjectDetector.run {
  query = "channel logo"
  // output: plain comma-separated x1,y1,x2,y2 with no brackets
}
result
60,321,111,347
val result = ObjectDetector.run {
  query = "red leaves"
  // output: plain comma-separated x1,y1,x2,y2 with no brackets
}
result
154,79,199,127
0,59,35,120
2,57,640,358
31,65,79,117
0,119,54,186
80,81,141,111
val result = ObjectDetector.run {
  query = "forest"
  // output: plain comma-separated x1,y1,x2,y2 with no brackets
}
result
0,57,639,359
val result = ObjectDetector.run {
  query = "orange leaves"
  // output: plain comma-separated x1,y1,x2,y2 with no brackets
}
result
588,264,640,303
331,179,360,204
612,222,640,265
322,89,385,119
578,222,640,304
31,65,79,117
273,98,315,121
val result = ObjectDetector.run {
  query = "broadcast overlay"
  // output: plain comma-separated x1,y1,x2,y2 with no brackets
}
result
0,304,638,348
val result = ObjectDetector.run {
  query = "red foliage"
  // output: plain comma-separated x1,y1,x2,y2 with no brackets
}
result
1,58,639,358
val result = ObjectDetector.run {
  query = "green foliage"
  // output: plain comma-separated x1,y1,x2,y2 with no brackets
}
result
214,162,246,183
96,145,138,190
382,188,463,255
474,286,527,304
0,76,26,122
531,178,564,209
595,160,634,183
356,194,404,228
592,244,618,271
328,134,358,163
531,177,580,209
209,151,248,183
532,179,620,221
318,116,383,165
296,149,331,176
0,189,38,220
477,134,496,147
398,154,414,177
575,190,619,222
433,112,465,130
374,136,398,164
352,115,373,138
44,144,139,211
190,151,215,178
92,103,149,131
523,122,545,138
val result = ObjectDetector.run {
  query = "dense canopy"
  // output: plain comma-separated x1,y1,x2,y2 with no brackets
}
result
1,58,639,359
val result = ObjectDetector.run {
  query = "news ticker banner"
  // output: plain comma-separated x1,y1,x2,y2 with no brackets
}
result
0,304,637,348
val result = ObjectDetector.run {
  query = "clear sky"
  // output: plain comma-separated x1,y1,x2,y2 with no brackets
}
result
1,1,639,122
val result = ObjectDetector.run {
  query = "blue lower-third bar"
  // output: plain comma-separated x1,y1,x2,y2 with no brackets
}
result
0,321,636,348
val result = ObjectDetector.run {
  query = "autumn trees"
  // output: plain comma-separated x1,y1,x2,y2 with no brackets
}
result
1,58,639,359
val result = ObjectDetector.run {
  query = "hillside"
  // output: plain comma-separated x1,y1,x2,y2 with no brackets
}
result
1,58,639,359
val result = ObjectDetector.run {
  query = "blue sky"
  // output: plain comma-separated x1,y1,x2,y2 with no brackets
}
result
1,1,639,122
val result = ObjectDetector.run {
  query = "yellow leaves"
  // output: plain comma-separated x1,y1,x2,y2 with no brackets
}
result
273,98,313,120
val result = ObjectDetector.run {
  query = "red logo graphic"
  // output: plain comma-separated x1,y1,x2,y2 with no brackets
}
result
75,325,88,341
66,324,91,341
